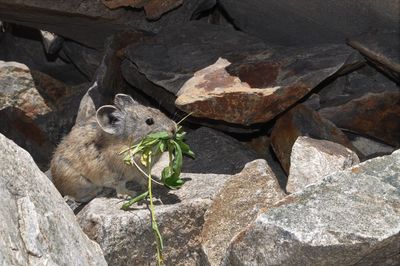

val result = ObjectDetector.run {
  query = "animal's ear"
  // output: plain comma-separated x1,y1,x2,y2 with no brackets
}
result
114,94,137,110
96,105,125,135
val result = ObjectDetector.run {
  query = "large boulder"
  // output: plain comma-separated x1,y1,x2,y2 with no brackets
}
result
77,172,232,265
0,133,107,265
223,150,400,266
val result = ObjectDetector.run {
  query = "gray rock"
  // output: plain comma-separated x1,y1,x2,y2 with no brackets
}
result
348,31,400,82
223,150,400,266
219,0,399,46
0,26,87,85
201,159,285,266
77,172,232,266
0,133,107,265
0,0,215,49
287,136,359,193
182,127,260,175
347,133,396,160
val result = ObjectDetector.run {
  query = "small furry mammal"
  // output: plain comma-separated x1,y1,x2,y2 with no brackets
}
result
51,94,176,202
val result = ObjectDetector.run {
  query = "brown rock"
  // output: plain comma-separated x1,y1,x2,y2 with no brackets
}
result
271,104,356,174
102,0,183,20
0,0,215,49
0,61,87,169
201,159,285,265
123,21,362,126
348,31,400,82
319,91,400,147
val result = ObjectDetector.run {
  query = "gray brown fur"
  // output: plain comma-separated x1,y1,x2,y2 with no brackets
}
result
50,94,176,202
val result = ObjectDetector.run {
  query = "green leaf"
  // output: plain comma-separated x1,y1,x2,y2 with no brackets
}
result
121,191,149,210
146,131,170,140
175,139,195,158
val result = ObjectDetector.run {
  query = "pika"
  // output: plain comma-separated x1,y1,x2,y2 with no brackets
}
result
50,94,176,202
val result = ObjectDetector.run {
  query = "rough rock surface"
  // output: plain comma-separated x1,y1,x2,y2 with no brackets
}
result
348,31,400,82
286,136,359,193
347,133,395,160
123,21,362,125
271,104,356,174
0,0,215,49
316,64,400,147
77,172,232,266
0,26,87,85
219,0,400,46
319,91,400,147
223,150,400,266
201,159,285,266
0,134,107,265
0,60,87,169
182,127,260,174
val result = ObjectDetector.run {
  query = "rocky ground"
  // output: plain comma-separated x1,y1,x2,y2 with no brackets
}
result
0,0,399,265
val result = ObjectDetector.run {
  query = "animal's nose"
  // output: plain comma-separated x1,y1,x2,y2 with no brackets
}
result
169,123,177,137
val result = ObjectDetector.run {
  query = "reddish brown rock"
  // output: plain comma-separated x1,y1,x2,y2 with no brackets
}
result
271,104,356,174
123,21,362,126
0,61,86,169
348,31,400,82
319,91,400,147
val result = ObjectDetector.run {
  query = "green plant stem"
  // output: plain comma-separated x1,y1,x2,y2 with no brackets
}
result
147,163,164,265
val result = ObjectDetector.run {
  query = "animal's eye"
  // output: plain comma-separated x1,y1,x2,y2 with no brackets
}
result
145,118,154,125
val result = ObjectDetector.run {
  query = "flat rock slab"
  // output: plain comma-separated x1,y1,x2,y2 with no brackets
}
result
0,0,215,49
218,0,400,46
223,150,400,266
123,21,362,125
182,127,260,175
77,171,232,265
0,134,106,265
201,159,285,266
319,91,400,147
287,136,359,193
348,31,400,82
271,104,356,174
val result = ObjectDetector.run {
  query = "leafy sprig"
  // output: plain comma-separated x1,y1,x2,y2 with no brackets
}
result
119,120,194,265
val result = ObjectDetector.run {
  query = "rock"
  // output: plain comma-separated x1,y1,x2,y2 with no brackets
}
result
218,0,400,46
182,127,260,175
348,31,400,82
201,159,285,266
40,30,64,55
0,0,215,49
223,149,400,266
77,172,232,265
0,134,107,265
319,91,400,147
286,136,359,193
347,133,396,160
316,65,400,147
123,21,362,126
0,25,87,85
60,40,102,80
0,61,87,169
271,104,356,174
102,0,184,21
